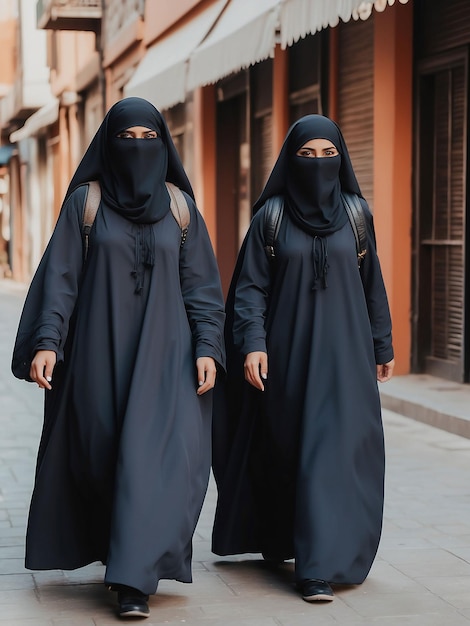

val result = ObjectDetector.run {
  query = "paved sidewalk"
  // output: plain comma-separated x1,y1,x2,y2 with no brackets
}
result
1,279,470,625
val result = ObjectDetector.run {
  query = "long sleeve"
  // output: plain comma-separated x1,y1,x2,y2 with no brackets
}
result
179,198,226,370
12,187,86,379
359,202,394,364
232,210,271,356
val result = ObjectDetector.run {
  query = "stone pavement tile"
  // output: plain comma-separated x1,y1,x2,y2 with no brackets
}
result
378,547,470,578
196,587,363,623
449,547,470,561
341,589,462,619
0,615,52,626
298,614,470,626
0,573,35,590
35,582,115,619
414,575,470,610
49,616,96,626
0,588,49,621
358,560,425,594
0,558,27,575
94,598,206,624
32,571,67,587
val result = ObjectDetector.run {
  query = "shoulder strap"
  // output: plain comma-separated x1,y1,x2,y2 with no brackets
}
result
82,180,101,261
341,191,367,267
80,180,190,256
263,196,284,260
263,192,368,268
166,182,190,246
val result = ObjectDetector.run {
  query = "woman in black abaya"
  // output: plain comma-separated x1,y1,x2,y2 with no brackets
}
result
12,97,225,619
212,115,394,602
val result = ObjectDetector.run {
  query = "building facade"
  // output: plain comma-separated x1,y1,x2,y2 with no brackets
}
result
0,0,469,384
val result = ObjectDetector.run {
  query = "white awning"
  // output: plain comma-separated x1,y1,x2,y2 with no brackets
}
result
280,0,411,48
187,0,281,91
124,0,227,110
186,0,410,91
9,98,59,143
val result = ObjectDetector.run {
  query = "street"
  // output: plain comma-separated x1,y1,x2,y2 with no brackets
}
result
1,279,469,625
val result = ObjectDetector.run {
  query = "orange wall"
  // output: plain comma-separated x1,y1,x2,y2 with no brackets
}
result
272,46,289,157
0,18,16,88
145,0,203,44
50,30,97,95
373,1,413,374
193,85,217,248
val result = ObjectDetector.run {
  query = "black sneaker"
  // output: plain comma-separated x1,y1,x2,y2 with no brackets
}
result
117,586,150,618
298,578,334,602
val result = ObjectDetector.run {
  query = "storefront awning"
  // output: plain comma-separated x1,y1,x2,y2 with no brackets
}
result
124,0,227,110
280,0,410,47
187,0,410,91
127,0,411,108
9,98,59,143
187,0,281,91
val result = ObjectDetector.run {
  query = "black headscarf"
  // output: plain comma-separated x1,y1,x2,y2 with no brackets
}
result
65,97,194,293
253,114,362,237
66,97,194,223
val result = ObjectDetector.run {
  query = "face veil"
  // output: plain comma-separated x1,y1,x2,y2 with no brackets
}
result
64,97,195,293
253,114,362,237
65,97,194,224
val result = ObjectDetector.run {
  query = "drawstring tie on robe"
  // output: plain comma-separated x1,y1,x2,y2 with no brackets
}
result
132,224,155,294
312,236,329,290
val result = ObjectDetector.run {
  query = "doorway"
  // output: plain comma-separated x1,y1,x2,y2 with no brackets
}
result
413,50,469,381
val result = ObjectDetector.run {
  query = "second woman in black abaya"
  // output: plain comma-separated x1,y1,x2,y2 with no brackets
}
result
12,98,225,618
212,115,394,602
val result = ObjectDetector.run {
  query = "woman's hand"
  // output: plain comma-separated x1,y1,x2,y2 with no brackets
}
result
196,357,217,395
377,358,395,383
30,350,57,390
244,351,268,391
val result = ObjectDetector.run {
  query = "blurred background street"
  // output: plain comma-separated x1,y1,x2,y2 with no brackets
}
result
1,279,470,625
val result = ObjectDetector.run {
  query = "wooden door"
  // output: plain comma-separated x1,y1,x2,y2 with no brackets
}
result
413,50,468,381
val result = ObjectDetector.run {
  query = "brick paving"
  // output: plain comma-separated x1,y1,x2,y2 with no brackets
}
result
1,279,470,625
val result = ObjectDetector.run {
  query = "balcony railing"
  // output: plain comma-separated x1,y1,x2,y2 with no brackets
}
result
37,0,102,31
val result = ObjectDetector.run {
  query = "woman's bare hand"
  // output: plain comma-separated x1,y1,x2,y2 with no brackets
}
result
196,357,217,395
377,358,395,383
244,351,268,391
30,350,57,390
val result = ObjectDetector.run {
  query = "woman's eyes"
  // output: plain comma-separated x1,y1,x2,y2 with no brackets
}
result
116,132,158,139
297,149,337,158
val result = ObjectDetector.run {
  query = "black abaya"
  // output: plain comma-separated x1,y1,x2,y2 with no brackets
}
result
14,185,225,594
212,200,393,584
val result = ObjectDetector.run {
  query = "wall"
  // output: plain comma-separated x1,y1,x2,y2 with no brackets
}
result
373,1,413,374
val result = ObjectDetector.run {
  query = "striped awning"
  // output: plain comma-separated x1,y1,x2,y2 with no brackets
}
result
125,0,410,109
187,0,410,90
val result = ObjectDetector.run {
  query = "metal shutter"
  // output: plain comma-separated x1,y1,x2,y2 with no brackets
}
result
337,17,374,209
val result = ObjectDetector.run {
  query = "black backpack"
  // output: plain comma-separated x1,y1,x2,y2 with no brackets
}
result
263,192,367,268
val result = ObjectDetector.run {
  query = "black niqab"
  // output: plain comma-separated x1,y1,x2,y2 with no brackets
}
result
253,114,362,237
66,97,194,224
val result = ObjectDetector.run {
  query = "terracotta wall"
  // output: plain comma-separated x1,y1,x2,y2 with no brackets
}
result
0,18,16,92
145,0,202,43
373,1,413,374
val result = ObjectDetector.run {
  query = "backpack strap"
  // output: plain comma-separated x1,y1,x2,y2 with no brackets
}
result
166,182,190,246
82,180,101,261
80,181,191,257
263,192,367,268
263,195,284,260
341,191,367,267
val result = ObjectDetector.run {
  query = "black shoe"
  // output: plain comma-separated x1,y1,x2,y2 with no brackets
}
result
298,579,334,602
117,586,150,619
